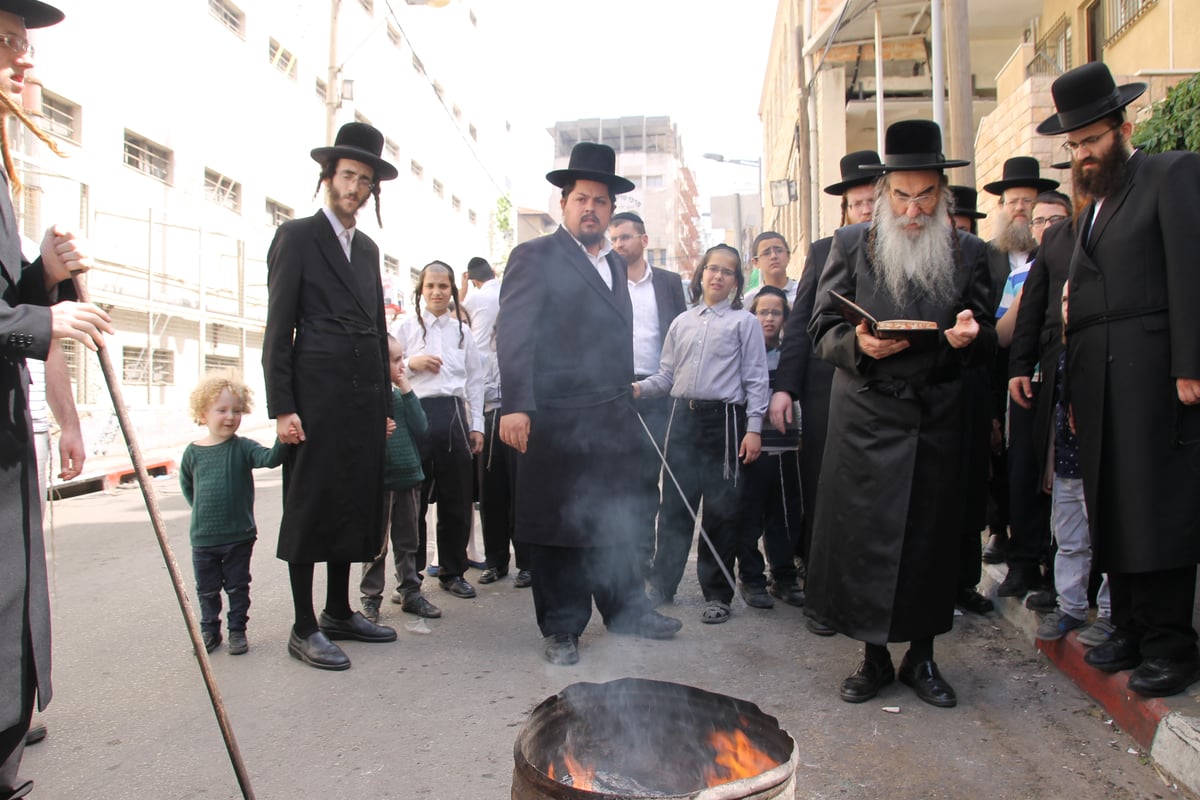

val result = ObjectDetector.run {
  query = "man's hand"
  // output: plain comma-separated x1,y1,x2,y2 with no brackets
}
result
768,391,793,434
500,412,530,453
51,302,112,351
944,309,979,349
57,427,85,481
408,354,442,373
41,226,94,287
855,321,909,359
739,432,761,464
1008,376,1034,409
1179,378,1200,405
277,413,305,445
469,431,484,455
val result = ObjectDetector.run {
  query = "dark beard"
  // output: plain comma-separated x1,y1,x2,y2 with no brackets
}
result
994,214,1037,254
577,229,605,247
1073,132,1130,199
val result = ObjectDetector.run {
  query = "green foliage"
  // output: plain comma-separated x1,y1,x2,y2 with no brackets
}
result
495,195,513,235
1131,73,1200,154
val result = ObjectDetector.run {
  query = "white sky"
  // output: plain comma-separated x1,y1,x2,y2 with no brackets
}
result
485,0,778,211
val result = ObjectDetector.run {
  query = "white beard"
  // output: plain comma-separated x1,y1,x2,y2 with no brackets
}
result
871,189,958,308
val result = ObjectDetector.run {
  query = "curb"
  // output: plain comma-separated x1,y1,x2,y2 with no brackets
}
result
979,563,1200,794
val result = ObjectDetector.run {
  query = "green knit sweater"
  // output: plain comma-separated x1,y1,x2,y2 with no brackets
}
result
386,389,427,489
179,436,287,548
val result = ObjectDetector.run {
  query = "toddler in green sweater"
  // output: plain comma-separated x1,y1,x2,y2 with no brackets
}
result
180,375,285,655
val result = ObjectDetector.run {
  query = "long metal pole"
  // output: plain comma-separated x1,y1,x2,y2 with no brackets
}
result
930,0,946,132
72,274,256,800
874,8,886,155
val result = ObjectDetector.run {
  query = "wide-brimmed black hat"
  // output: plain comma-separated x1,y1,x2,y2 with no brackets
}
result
983,156,1060,195
823,150,882,195
861,120,969,173
1037,62,1146,136
546,142,635,195
948,186,986,220
310,122,398,182
0,0,63,27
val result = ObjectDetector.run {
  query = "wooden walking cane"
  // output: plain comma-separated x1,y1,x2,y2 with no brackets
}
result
71,273,256,800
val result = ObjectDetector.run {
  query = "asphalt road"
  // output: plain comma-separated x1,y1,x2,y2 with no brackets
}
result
22,470,1190,799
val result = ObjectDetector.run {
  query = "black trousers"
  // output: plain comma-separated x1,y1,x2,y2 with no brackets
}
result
417,396,473,579
0,640,34,796
737,450,801,588
632,392,671,577
527,543,650,637
480,408,526,572
192,538,255,634
1108,566,1199,660
1006,387,1051,572
652,401,744,605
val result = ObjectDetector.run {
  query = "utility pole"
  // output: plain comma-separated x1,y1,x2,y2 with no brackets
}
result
325,0,341,146
944,0,975,185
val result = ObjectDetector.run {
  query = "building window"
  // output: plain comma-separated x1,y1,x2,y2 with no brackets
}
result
410,159,423,180
205,354,241,373
41,90,80,142
645,174,665,189
208,0,244,36
387,22,401,47
123,347,174,386
451,195,461,212
432,179,444,198
412,54,424,74
384,138,399,162
468,209,477,225
266,198,293,227
357,0,374,14
452,104,462,121
433,81,444,100
383,254,400,274
205,168,242,213
1103,0,1157,45
315,77,328,102
468,123,477,141
268,38,298,80
123,131,171,183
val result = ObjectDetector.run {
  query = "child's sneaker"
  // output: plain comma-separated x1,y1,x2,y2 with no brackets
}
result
228,630,248,655
362,597,381,623
1076,616,1116,647
202,630,223,653
1035,608,1086,641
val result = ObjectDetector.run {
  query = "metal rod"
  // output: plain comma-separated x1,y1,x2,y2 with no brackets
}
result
633,406,739,599
72,274,256,800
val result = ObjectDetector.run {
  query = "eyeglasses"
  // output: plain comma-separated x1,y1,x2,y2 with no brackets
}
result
847,199,874,211
891,190,937,210
1002,197,1035,209
755,246,789,258
1062,125,1120,155
0,34,32,58
703,265,737,278
337,170,375,190
1031,214,1068,228
754,308,784,318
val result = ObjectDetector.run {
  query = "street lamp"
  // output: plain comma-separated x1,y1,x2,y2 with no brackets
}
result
703,153,763,264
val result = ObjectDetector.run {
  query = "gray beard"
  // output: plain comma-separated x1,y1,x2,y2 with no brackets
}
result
994,214,1036,254
872,192,958,308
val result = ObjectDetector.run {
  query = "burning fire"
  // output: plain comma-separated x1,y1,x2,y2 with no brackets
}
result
703,727,778,787
547,750,596,791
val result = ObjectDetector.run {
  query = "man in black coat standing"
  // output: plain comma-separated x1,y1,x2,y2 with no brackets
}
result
263,123,399,671
1038,62,1200,697
498,144,681,666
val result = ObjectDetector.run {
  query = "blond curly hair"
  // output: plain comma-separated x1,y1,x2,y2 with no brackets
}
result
189,373,253,425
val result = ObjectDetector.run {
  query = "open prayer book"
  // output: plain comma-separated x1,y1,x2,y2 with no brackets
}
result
829,290,940,342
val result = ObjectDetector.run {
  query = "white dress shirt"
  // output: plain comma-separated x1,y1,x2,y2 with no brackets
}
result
393,310,485,433
461,277,500,357
564,227,615,289
628,264,662,376
321,207,354,261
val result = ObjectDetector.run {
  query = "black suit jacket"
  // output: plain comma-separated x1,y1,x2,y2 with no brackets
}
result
650,266,686,351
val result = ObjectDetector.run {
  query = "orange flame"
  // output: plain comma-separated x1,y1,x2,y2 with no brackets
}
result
548,748,596,791
703,728,778,787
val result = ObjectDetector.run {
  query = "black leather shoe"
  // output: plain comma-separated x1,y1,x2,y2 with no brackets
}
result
769,580,806,607
288,629,351,670
24,718,46,747
806,615,837,637
840,658,895,703
513,569,533,588
440,576,477,598
740,583,774,609
1024,589,1057,614
400,594,442,618
898,654,957,708
4,779,33,799
1084,633,1142,673
478,567,508,584
996,565,1036,598
544,633,579,666
1127,657,1200,697
955,587,994,615
981,533,1007,564
610,610,683,640
318,611,398,643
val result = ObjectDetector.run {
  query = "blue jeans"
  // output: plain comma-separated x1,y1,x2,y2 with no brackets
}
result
192,538,255,634
1051,476,1109,619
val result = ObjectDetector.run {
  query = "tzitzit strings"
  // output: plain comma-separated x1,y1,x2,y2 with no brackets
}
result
0,90,66,195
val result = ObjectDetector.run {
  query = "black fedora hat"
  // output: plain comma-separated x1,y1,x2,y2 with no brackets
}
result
1037,62,1146,136
311,122,399,182
861,120,969,173
546,142,635,195
948,186,986,220
983,156,1060,195
0,0,63,27
823,150,882,195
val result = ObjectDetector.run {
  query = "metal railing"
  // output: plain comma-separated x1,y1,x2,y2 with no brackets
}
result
1027,15,1071,78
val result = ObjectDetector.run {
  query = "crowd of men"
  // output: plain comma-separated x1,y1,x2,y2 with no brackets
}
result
2,6,1199,786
